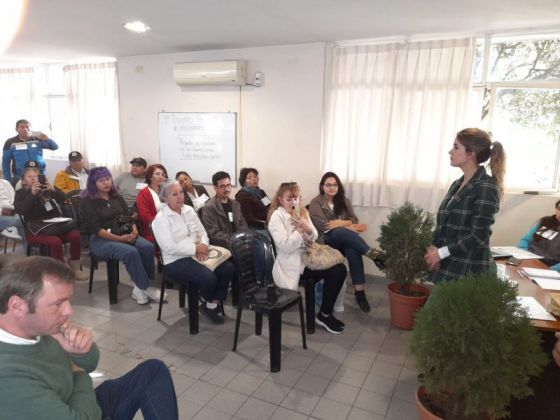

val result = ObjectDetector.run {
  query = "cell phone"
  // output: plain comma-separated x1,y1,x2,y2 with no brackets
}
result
38,174,47,188
506,257,521,266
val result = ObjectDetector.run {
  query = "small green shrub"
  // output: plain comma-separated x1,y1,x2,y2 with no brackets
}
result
411,273,547,419
378,202,434,295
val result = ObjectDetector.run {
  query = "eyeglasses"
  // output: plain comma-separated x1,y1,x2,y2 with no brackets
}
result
323,183,338,188
96,177,112,183
280,182,297,187
217,183,232,190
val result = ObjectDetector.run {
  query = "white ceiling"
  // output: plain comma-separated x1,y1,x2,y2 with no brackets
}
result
4,0,560,62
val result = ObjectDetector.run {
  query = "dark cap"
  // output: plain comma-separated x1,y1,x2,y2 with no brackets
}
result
68,151,83,162
24,160,38,168
130,157,147,167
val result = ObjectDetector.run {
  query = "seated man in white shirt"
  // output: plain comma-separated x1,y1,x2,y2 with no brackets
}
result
0,178,24,242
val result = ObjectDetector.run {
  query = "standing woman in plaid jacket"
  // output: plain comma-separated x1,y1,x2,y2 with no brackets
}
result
424,128,506,282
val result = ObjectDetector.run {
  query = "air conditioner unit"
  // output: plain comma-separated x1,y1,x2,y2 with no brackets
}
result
173,60,246,86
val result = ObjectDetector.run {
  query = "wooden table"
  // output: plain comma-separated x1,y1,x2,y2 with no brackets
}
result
500,259,560,331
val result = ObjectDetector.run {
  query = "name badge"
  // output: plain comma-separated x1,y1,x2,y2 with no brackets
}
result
198,193,209,204
44,201,53,212
228,212,234,222
261,196,271,206
15,143,27,150
135,182,146,190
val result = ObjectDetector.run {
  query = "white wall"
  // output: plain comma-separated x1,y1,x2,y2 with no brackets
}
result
117,42,326,203
117,41,557,275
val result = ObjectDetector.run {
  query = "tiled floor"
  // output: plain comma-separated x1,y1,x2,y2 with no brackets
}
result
72,258,420,420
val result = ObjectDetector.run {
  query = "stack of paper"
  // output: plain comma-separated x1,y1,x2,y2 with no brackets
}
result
491,246,543,260
519,267,560,291
517,296,556,321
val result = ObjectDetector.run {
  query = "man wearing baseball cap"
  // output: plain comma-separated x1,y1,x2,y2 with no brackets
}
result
114,157,148,210
54,151,89,194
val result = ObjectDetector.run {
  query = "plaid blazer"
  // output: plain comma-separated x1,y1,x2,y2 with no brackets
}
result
431,166,500,282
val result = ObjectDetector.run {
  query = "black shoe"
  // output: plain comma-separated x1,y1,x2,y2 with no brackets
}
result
365,248,386,270
200,303,224,324
330,314,345,328
316,313,343,334
355,290,371,313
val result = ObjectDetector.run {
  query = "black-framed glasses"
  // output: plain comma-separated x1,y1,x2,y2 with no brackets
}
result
280,182,297,187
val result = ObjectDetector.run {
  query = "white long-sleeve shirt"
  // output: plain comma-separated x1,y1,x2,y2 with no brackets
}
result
152,204,209,265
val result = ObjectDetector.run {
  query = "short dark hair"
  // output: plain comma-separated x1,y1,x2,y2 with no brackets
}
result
0,256,75,314
238,167,258,187
212,171,230,186
175,171,191,180
145,164,168,184
15,119,30,129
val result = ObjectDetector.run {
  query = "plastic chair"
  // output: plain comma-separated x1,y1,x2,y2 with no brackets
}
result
263,229,317,334
88,252,120,304
230,230,306,372
156,252,200,335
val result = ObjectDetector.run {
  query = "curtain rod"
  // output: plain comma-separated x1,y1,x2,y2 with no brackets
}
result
336,24,560,47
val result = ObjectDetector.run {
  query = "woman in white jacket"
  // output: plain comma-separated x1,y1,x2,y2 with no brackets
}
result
152,181,234,324
267,182,347,334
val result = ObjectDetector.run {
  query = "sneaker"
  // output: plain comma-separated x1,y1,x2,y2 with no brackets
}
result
365,248,386,270
145,286,168,302
316,313,343,335
132,286,149,305
355,290,371,313
330,314,345,328
200,303,224,324
1,227,22,241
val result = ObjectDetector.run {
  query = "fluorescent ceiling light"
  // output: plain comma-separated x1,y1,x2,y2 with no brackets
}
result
124,21,150,33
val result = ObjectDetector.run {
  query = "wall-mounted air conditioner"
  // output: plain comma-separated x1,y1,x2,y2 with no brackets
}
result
173,60,246,86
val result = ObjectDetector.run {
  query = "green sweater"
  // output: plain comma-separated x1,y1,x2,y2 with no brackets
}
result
0,336,102,419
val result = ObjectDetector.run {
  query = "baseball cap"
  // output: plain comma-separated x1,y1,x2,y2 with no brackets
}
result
130,157,147,167
68,151,83,162
24,160,38,169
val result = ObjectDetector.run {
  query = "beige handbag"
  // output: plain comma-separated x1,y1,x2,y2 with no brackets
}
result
193,245,231,271
303,242,345,271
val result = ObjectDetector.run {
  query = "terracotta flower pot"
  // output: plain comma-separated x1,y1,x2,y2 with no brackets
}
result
416,386,443,420
387,282,429,329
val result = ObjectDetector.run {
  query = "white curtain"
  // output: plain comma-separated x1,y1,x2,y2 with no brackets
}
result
63,62,124,175
0,68,42,144
322,38,475,211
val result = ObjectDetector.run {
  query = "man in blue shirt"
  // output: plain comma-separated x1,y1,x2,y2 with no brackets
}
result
2,119,58,184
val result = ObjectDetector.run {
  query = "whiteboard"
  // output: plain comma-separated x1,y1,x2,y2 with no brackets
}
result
158,112,237,185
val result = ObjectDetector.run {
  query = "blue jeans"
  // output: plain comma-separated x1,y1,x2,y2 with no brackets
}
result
95,359,178,420
324,227,369,286
165,257,233,302
90,234,154,289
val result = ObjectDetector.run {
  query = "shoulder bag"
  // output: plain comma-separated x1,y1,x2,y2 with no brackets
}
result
193,245,231,271
303,241,345,271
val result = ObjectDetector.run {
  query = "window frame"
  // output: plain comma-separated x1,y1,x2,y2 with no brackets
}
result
472,35,560,193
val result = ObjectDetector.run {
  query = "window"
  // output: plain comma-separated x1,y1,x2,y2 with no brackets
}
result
35,64,71,159
467,35,560,191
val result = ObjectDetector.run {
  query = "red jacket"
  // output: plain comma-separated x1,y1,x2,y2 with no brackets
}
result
136,186,157,243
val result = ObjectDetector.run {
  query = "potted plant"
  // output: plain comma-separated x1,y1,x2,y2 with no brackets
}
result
378,201,434,329
411,273,547,420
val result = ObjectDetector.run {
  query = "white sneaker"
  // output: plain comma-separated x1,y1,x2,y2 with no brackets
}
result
1,227,22,241
131,286,149,305
146,286,168,302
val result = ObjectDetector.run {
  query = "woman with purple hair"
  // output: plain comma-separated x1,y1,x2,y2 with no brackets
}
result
80,167,165,305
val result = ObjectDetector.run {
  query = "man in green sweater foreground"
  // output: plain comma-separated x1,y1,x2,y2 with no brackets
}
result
0,256,178,419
